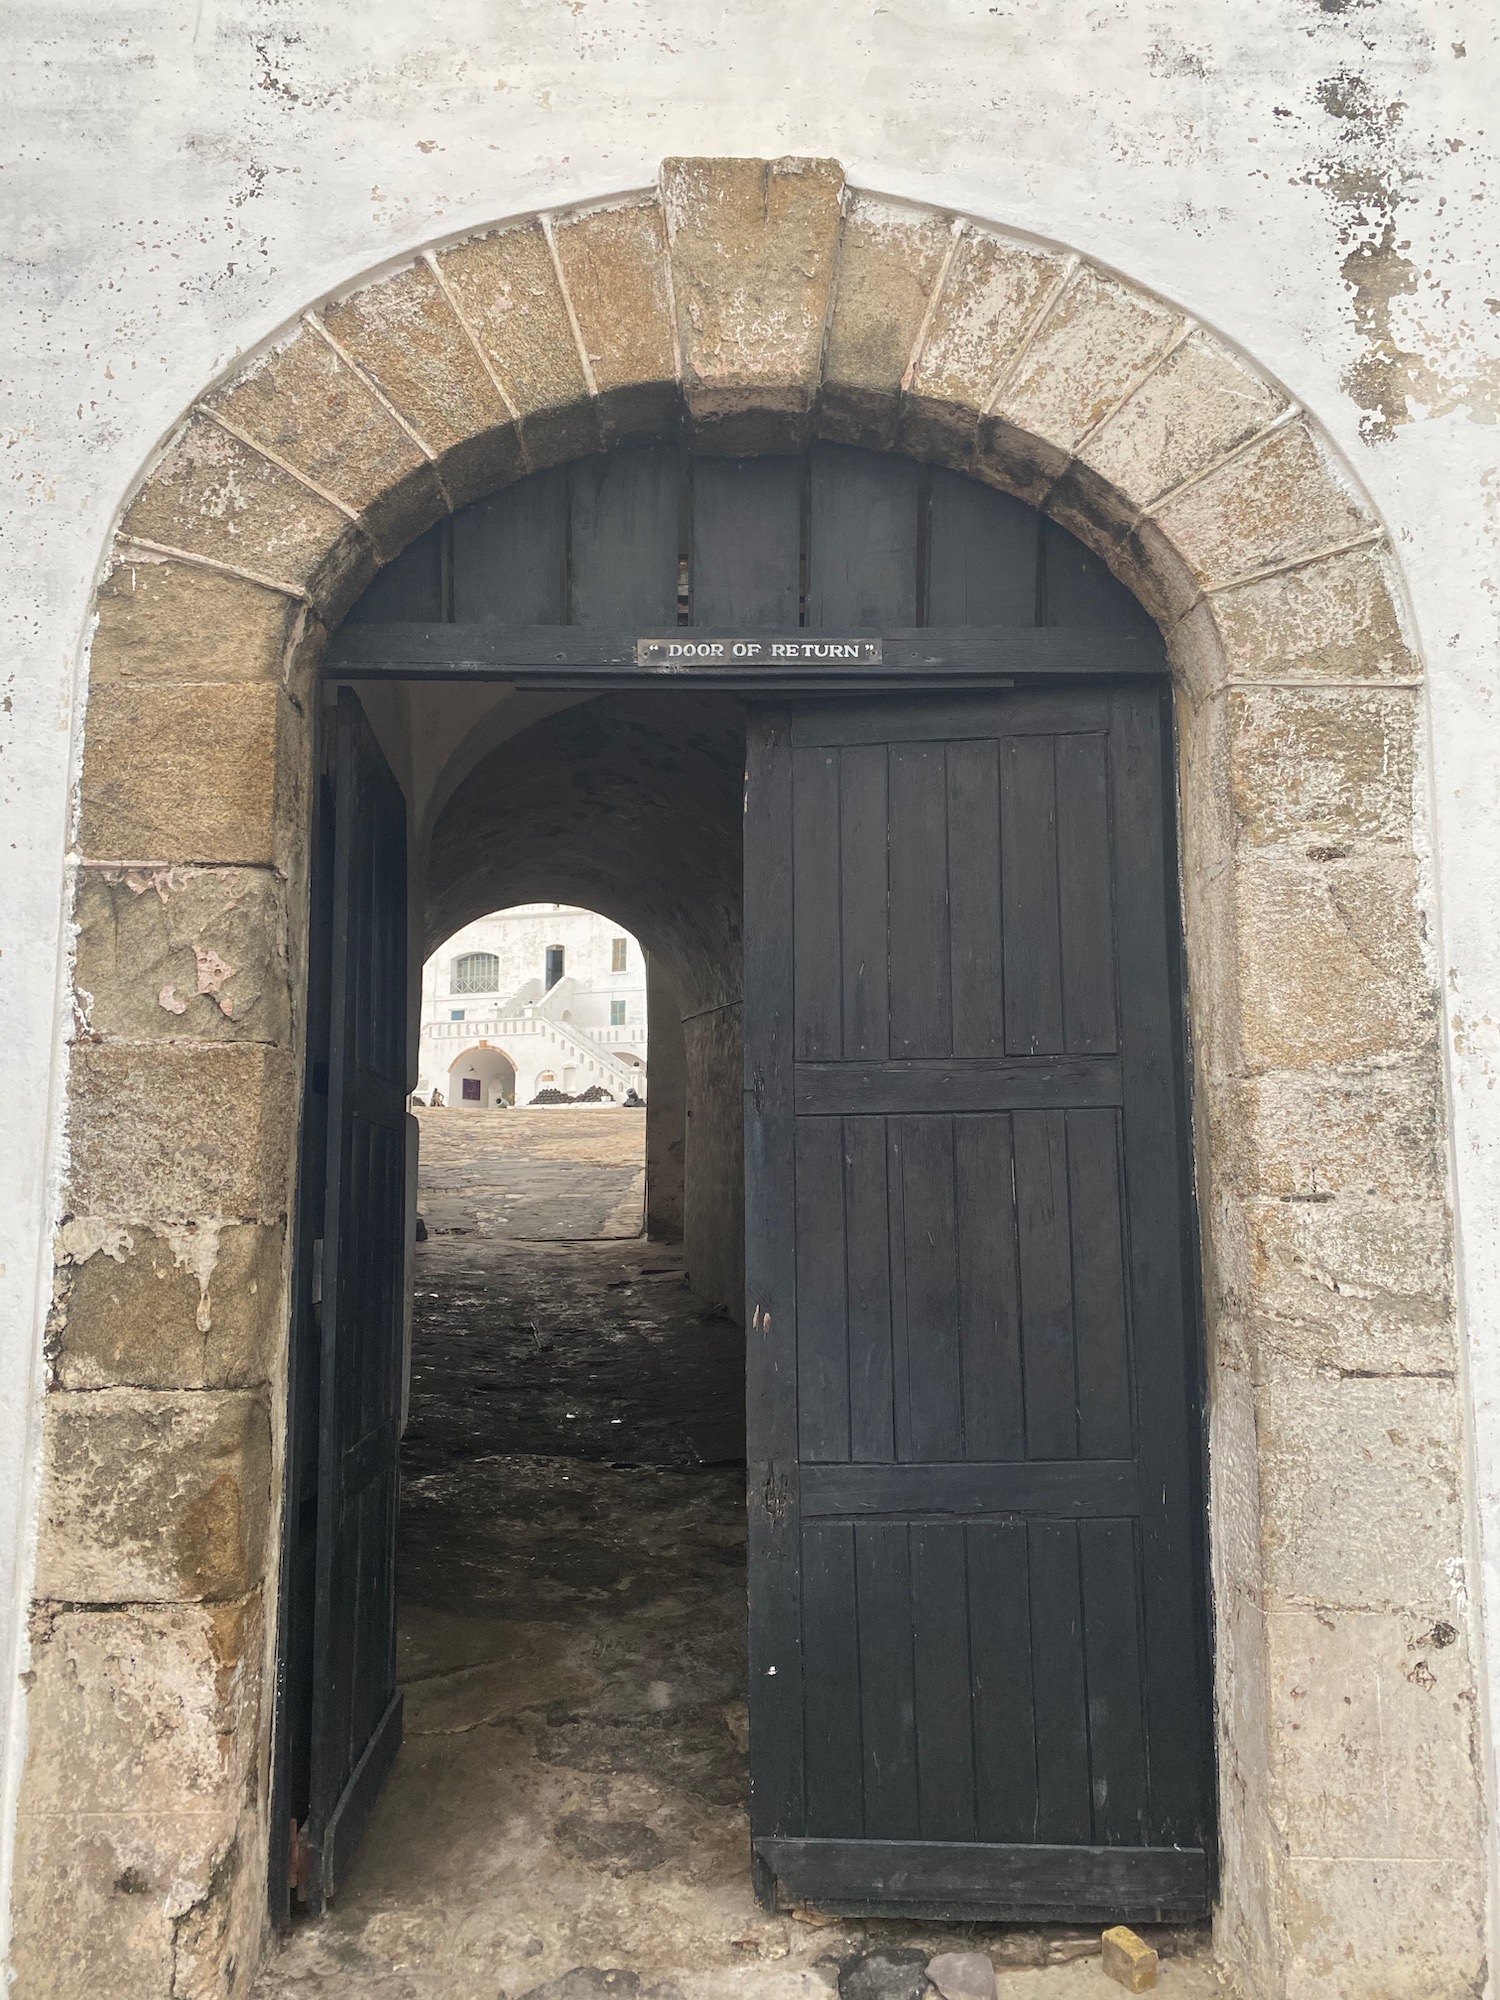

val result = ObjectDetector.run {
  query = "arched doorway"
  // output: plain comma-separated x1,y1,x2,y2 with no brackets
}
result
267,433,1212,1974
27,159,1477,2000
445,1045,515,1107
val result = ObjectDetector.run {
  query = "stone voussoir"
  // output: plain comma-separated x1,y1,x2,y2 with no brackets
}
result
661,154,844,451
90,552,302,686
435,218,602,470
1150,416,1378,592
320,256,525,513
205,323,445,559
550,195,682,444
120,412,375,614
822,194,956,450
983,260,1184,503
34,1386,273,1604
900,224,1070,463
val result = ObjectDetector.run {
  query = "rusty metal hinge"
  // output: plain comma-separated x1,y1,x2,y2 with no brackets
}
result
288,1818,318,1897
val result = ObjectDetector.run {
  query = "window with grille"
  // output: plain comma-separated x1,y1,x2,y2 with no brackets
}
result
610,1000,627,1025
611,937,628,972
451,952,499,994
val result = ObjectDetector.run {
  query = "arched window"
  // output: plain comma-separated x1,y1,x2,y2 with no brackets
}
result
451,951,499,994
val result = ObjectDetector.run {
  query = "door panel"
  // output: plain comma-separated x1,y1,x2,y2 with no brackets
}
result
304,688,410,1906
744,685,1211,1922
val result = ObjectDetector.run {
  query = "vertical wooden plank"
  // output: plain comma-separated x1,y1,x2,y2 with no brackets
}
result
1055,732,1118,1054
1013,1110,1078,1461
451,468,568,624
926,470,1040,626
1041,516,1155,630
691,456,803,625
845,1117,896,1462
1108,685,1210,1851
1026,1519,1093,1844
969,1520,1040,1843
887,1119,913,1463
795,1118,851,1463
911,1525,978,1839
947,739,1004,1059
743,707,806,1845
954,1115,1025,1462
802,1522,865,1837
896,1116,964,1461
569,443,685,628
808,444,920,627
1067,1110,1134,1461
793,746,843,1061
855,1523,920,1838
888,742,952,1059
1000,735,1064,1056
839,744,890,1063
1079,1519,1150,1846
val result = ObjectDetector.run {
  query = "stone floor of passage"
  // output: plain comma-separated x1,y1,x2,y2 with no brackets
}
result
252,1109,1225,2000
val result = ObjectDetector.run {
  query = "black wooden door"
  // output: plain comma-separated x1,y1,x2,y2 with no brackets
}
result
302,687,409,1905
744,684,1210,1923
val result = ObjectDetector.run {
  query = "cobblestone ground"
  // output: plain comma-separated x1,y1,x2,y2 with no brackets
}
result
254,1113,1224,2000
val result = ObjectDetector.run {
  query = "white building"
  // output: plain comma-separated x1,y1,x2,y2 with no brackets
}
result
416,905,648,1108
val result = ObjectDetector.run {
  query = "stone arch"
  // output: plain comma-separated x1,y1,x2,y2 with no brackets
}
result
30,157,1478,2000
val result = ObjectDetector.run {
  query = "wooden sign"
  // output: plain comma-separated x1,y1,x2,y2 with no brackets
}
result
635,636,883,667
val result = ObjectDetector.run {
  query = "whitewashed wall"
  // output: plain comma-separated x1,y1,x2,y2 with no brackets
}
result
3,0,1499,1963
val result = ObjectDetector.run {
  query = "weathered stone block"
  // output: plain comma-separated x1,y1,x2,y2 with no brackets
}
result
91,553,300,685
1080,326,1288,508
35,1388,272,1602
1221,1195,1455,1376
435,220,600,468
53,1220,281,1390
321,258,524,511
984,265,1182,498
1150,419,1375,589
1210,540,1420,683
1234,854,1435,1069
9,1807,246,2000
902,227,1069,462
1279,1854,1484,2000
661,155,844,451
1267,1607,1480,1862
1228,686,1416,850
121,414,372,611
74,864,290,1044
551,197,682,442
24,1597,262,1814
206,326,443,558
78,682,285,865
822,195,955,448
1217,1062,1447,1202
1256,1364,1465,1614
67,1042,296,1221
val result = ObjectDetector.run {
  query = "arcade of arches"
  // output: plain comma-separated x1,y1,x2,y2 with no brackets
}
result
22,158,1479,2000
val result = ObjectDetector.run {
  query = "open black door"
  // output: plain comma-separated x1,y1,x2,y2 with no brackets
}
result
743,685,1212,1923
273,687,409,1914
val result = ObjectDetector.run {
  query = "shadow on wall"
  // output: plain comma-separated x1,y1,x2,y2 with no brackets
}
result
424,692,745,1318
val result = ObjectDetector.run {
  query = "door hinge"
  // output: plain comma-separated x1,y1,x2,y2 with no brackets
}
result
288,1817,318,1898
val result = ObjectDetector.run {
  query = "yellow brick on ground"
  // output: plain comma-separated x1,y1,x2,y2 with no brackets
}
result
1101,1925,1158,1992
